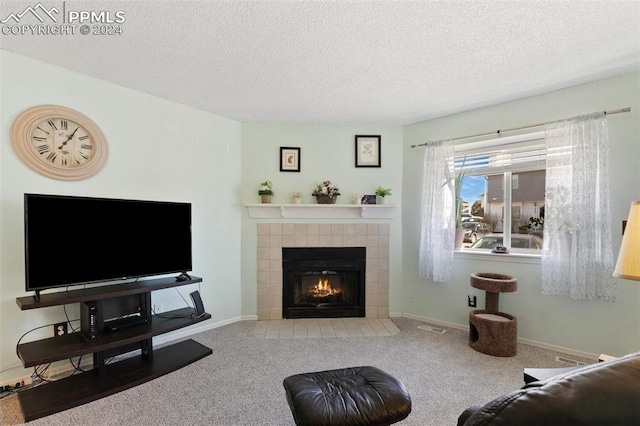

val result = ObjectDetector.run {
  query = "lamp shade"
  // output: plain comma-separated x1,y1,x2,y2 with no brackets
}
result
613,201,640,281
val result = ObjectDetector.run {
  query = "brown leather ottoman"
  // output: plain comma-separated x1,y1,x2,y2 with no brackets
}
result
283,366,411,425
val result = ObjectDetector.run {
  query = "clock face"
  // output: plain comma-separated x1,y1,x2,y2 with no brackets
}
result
30,118,94,168
10,105,108,181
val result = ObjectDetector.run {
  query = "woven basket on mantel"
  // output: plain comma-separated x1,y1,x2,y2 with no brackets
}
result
315,195,337,204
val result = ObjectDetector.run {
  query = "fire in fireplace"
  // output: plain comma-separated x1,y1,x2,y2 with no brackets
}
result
306,275,341,299
282,247,365,319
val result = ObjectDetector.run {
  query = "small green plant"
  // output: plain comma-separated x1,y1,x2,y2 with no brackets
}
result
292,191,303,198
258,180,274,196
523,216,544,231
375,186,392,197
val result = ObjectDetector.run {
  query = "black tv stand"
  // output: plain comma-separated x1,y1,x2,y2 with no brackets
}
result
15,275,211,422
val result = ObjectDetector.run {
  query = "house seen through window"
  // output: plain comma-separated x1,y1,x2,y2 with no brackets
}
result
455,133,546,253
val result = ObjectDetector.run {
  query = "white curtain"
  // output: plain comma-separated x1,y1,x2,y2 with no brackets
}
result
419,140,455,282
542,112,616,301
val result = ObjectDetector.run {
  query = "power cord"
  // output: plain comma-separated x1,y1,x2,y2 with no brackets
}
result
150,286,199,319
15,316,87,387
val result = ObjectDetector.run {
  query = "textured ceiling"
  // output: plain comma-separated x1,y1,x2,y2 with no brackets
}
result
1,0,639,125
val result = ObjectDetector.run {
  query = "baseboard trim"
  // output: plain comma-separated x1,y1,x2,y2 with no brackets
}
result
153,315,244,346
398,312,599,360
400,312,468,332
516,337,598,361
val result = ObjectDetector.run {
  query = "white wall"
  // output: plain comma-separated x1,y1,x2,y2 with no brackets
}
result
239,123,404,317
402,72,640,357
0,51,242,382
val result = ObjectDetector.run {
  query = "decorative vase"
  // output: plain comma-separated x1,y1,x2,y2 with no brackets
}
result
455,228,465,249
377,196,388,205
261,194,271,204
315,195,337,204
293,197,302,204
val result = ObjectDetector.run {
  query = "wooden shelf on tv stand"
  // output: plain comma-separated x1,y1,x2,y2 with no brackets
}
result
14,275,212,422
16,275,203,310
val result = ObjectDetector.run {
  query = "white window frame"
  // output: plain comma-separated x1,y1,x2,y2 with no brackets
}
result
453,131,545,258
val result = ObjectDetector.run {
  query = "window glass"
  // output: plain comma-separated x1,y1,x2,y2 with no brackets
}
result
458,168,545,253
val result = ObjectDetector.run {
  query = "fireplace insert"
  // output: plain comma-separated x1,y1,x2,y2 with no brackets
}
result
282,247,365,319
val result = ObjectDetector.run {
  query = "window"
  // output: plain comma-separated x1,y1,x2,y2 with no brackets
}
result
456,132,546,253
420,113,614,295
500,174,519,189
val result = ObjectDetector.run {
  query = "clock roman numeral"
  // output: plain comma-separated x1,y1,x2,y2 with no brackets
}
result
46,152,57,162
79,152,89,160
33,136,47,142
47,120,57,130
80,144,93,150
78,135,89,141
61,156,68,166
61,120,68,130
36,126,50,134
36,145,50,154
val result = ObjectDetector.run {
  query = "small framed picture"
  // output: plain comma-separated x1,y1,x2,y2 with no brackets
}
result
355,135,381,168
280,147,300,172
362,195,377,205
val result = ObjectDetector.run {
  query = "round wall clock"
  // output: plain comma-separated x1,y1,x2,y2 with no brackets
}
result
10,105,108,181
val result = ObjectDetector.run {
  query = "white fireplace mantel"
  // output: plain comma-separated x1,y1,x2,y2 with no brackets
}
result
245,203,396,219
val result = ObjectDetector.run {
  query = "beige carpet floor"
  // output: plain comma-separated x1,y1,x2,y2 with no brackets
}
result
0,317,595,425
253,317,400,339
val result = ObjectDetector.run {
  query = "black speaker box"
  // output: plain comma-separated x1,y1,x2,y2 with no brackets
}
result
190,290,205,317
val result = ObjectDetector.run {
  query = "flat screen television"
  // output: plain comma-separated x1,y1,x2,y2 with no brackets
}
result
24,193,192,296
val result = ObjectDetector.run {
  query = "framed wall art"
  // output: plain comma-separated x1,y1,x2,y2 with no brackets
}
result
280,147,300,172
361,195,377,205
355,135,381,168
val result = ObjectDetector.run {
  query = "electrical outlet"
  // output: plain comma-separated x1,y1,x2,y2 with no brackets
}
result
467,295,477,308
0,377,31,392
54,322,67,337
153,303,164,313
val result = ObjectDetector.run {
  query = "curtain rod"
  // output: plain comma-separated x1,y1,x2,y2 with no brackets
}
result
410,107,631,148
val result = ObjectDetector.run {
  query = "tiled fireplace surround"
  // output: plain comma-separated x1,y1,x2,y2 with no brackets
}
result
257,223,390,320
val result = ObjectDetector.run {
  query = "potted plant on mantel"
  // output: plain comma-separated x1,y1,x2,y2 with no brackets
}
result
258,180,274,203
312,180,340,204
375,186,392,204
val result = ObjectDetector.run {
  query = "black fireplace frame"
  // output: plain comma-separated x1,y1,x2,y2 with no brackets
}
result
282,247,365,319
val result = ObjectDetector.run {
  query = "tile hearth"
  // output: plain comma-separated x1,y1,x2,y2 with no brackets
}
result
257,223,390,320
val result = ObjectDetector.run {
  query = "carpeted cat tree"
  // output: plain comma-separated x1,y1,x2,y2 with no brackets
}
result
468,272,518,357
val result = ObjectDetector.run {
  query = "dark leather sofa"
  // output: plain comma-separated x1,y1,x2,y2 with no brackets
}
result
458,351,640,425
